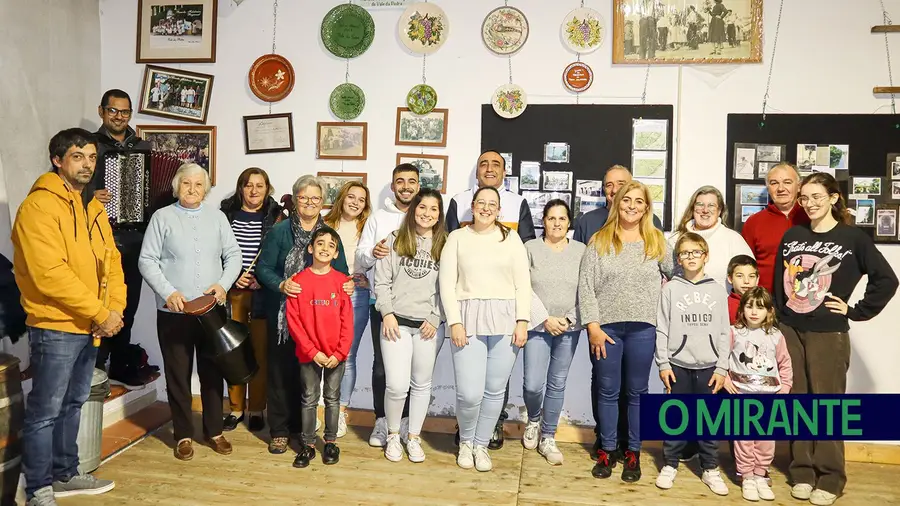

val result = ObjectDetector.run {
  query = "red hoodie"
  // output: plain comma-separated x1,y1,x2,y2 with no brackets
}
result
286,267,353,363
740,202,809,293
728,291,742,324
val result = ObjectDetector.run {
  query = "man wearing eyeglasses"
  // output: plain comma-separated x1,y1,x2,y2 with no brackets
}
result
83,89,157,389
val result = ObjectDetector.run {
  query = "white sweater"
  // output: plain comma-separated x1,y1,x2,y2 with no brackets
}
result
355,198,408,294
668,219,754,288
439,226,531,327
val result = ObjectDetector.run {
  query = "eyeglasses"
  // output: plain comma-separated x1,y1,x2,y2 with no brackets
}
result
103,107,132,118
677,250,706,259
798,194,830,206
693,202,719,211
474,200,499,210
296,196,323,204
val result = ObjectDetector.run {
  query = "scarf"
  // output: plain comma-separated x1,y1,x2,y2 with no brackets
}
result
276,212,323,344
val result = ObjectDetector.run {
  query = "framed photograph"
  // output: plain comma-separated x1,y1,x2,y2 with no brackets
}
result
317,172,367,209
500,152,514,175
740,185,768,205
396,153,448,194
855,199,876,226
576,179,605,197
395,108,448,147
543,142,570,163
635,178,666,202
876,207,897,238
892,181,900,200
612,0,762,64
852,177,881,196
575,195,606,219
892,161,900,180
741,205,766,222
756,144,784,163
542,171,573,192
734,146,756,180
523,191,571,228
136,0,218,63
829,144,849,169
138,65,213,124
520,162,541,190
242,113,294,154
316,122,367,160
632,119,668,151
136,124,217,185
797,144,817,171
757,161,778,179
504,177,519,194
632,151,667,178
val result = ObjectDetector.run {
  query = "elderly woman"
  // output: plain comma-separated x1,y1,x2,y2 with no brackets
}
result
668,186,753,288
139,163,242,461
255,175,352,455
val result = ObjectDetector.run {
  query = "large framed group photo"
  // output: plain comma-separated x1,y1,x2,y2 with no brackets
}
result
136,0,218,63
136,125,217,185
138,65,214,124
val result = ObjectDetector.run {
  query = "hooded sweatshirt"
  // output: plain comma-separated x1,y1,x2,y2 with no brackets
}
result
12,173,126,333
668,219,754,288
655,275,730,376
374,231,442,328
356,198,408,298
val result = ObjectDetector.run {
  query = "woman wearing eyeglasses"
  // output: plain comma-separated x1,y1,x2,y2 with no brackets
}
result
256,175,354,455
667,186,753,289
439,186,530,472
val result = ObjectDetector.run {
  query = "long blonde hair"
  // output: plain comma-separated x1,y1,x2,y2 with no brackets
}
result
323,181,371,239
589,180,667,261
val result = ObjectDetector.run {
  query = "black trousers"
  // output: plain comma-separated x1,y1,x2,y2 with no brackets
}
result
662,365,719,469
157,311,223,441
370,305,409,420
591,366,629,448
96,229,144,370
267,319,303,438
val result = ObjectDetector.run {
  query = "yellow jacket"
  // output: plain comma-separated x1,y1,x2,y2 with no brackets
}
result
11,172,126,334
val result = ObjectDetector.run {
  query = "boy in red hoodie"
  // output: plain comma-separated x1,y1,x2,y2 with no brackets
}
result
287,227,353,469
726,256,759,324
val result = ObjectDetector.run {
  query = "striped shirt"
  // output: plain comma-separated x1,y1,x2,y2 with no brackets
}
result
231,210,264,273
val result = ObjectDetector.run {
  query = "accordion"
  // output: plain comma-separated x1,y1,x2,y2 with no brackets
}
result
102,150,151,226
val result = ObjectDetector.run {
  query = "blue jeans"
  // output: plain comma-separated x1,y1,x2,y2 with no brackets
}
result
523,330,579,436
590,322,656,452
22,327,97,498
339,288,370,406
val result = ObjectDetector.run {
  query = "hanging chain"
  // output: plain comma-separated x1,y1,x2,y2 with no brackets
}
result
504,0,509,6
508,55,513,84
422,54,427,84
641,64,650,104
271,0,278,54
761,0,784,122
580,0,584,6
345,58,350,83
880,0,896,114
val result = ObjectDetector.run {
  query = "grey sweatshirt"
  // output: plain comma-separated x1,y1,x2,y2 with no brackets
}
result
655,275,730,376
525,238,585,330
374,231,442,328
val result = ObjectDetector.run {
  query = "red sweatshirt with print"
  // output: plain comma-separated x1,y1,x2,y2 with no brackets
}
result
728,291,742,325
741,203,809,293
286,267,353,363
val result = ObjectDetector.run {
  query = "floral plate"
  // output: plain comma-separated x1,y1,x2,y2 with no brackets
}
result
406,84,438,115
482,6,529,56
248,54,295,102
492,83,527,119
399,2,449,55
561,7,604,54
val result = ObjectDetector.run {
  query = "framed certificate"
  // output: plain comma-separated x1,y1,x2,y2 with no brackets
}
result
242,113,294,154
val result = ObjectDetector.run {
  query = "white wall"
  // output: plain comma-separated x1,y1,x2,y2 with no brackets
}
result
99,0,900,432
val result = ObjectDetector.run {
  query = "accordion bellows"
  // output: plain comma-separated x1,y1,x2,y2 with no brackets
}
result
104,152,151,224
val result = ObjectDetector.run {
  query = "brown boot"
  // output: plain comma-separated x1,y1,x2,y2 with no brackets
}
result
206,435,233,455
174,438,194,461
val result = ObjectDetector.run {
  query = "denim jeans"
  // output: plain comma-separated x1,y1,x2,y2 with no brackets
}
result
523,330,579,436
22,327,97,499
339,288,370,406
299,361,345,446
451,334,519,447
382,325,445,435
662,365,719,469
590,322,656,452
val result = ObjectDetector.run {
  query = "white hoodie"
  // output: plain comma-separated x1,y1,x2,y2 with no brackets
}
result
355,197,408,300
668,219,754,288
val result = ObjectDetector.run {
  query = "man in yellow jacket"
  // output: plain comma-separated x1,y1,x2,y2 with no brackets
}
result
12,128,126,506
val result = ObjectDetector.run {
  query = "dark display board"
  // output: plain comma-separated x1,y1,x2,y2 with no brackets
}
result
481,104,675,231
725,113,900,243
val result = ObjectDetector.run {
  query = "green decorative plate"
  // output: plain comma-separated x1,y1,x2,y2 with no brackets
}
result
406,84,437,115
321,4,376,59
329,83,366,120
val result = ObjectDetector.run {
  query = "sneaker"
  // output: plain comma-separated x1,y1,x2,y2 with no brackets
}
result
268,436,289,454
762,471,772,487
457,441,475,469
247,414,265,432
522,420,540,450
27,486,57,506
400,417,410,444
369,417,387,447
384,433,404,462
655,465,678,489
809,489,837,506
742,477,760,501
537,436,563,465
702,469,729,496
474,445,492,472
591,449,614,479
52,474,115,498
406,437,426,463
337,411,348,438
322,442,340,465
292,445,315,468
222,413,243,432
755,476,775,501
488,422,504,450
621,450,642,483
791,483,814,500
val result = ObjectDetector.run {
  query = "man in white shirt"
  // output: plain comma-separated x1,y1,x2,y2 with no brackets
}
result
355,164,420,447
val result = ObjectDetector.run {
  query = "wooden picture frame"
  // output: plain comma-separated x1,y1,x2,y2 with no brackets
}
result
138,65,214,124
242,113,294,154
136,0,218,63
317,172,368,209
316,122,368,160
612,0,763,64
396,153,449,194
395,108,449,147
136,124,217,185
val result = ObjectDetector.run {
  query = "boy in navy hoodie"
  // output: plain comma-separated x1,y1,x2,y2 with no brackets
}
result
654,232,730,496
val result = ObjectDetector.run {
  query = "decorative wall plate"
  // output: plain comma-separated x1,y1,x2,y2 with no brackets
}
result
561,7,605,54
248,54,295,102
399,2,449,55
329,83,366,120
481,6,529,55
563,62,594,93
321,4,376,59
406,84,438,115
492,83,527,119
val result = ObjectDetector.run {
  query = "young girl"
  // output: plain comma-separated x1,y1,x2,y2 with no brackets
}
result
724,287,793,502
374,189,447,463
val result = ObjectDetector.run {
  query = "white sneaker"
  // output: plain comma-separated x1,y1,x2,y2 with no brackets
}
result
336,411,348,438
406,437,426,463
755,476,775,501
522,420,540,450
369,417,387,447
810,489,837,506
741,477,760,501
702,469,729,496
384,433,404,462
457,441,475,469
791,483,814,500
474,444,492,472
400,417,410,444
656,465,678,489
537,437,563,465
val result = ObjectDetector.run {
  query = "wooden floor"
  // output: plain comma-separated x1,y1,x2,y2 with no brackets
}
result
67,415,900,506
